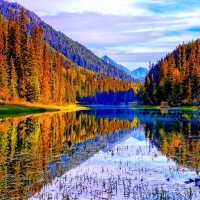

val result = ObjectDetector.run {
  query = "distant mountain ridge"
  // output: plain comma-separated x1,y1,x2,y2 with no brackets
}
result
101,55,148,81
0,0,134,82
102,55,133,77
132,67,148,78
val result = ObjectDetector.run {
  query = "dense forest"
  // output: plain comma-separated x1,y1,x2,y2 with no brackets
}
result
0,0,134,81
143,40,200,106
0,8,139,105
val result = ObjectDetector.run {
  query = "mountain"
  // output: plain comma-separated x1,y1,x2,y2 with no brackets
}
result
0,0,133,82
101,55,148,81
132,67,148,78
102,55,133,77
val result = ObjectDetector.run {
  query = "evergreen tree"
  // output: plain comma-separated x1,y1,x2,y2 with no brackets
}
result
8,57,18,99
25,27,41,102
13,16,21,73
7,9,14,63
0,13,8,100
19,7,28,98
41,42,51,104
176,44,182,72
0,60,8,100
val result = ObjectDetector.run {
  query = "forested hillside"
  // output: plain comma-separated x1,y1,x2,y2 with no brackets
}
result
0,0,134,82
0,8,139,105
143,40,200,106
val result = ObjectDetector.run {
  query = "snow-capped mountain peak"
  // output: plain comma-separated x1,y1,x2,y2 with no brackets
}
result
102,55,133,77
131,67,148,78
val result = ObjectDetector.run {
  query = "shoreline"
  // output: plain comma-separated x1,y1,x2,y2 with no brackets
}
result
0,103,89,117
131,105,200,111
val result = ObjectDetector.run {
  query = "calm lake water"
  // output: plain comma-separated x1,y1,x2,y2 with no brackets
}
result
0,106,200,199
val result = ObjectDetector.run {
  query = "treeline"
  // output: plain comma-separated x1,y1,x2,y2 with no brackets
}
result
143,40,200,106
0,8,139,105
0,112,140,198
77,89,135,105
0,0,134,81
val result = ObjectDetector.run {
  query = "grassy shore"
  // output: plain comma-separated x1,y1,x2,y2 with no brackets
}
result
131,105,159,109
174,106,200,111
0,103,89,117
131,105,200,111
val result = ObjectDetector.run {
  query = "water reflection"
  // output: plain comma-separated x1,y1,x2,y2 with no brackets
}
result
145,111,200,174
0,108,199,199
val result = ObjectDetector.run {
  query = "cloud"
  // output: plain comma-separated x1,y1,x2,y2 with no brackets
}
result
42,13,161,44
13,0,188,17
41,9,200,69
10,0,151,16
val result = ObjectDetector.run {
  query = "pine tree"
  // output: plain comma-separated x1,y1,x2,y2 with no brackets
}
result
41,42,51,104
7,9,14,63
25,28,41,102
19,7,28,98
13,16,21,72
0,60,8,101
192,66,200,101
51,47,60,103
176,44,182,72
144,74,151,104
8,58,18,99
185,78,192,104
0,13,8,101
149,72,155,102
31,26,44,86
181,42,187,77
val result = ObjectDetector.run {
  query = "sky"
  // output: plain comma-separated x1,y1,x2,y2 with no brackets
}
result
10,0,200,71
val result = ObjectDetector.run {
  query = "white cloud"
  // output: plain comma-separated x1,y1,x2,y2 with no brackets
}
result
11,0,170,16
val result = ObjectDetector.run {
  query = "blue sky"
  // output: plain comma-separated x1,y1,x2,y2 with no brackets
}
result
12,0,200,70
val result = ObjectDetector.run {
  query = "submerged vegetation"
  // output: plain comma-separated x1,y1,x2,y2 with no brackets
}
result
32,142,199,200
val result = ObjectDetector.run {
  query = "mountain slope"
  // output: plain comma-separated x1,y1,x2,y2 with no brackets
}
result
132,67,148,78
102,55,148,81
0,9,139,105
0,0,134,82
102,55,133,77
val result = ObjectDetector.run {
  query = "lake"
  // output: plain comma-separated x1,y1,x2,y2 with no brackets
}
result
0,106,200,199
